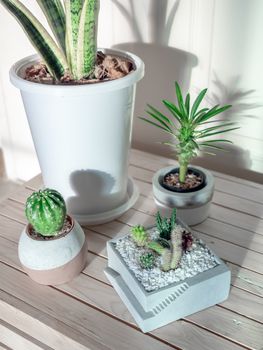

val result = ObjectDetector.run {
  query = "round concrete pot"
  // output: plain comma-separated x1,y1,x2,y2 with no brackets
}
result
10,49,144,225
18,216,87,285
152,166,215,225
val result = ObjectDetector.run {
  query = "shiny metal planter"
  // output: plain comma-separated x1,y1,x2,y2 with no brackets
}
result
152,166,215,225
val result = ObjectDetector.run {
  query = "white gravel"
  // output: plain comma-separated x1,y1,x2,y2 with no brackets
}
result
115,226,219,292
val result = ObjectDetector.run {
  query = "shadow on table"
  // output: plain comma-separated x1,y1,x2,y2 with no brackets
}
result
67,169,116,265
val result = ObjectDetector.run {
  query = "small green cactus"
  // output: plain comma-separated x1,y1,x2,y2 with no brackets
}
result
25,188,66,236
131,225,148,247
155,209,177,240
139,253,156,270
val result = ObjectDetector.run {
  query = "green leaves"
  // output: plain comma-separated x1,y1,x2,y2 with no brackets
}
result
0,0,68,80
65,0,99,79
190,88,207,120
36,0,66,53
0,0,100,81
77,0,99,79
140,81,238,179
65,0,83,78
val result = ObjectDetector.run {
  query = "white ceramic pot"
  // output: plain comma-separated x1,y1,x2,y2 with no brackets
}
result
10,49,144,224
18,216,87,285
152,166,215,226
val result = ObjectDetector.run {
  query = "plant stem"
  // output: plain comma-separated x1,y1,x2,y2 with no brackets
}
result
179,163,188,183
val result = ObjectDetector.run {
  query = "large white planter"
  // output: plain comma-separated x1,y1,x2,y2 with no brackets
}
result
152,166,215,225
18,216,87,285
105,221,230,333
10,49,144,225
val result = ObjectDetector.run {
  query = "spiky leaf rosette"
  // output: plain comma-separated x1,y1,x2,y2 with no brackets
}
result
140,82,238,183
155,209,176,240
139,253,155,270
25,189,66,236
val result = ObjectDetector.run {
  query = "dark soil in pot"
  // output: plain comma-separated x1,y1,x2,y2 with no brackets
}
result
25,51,135,85
27,215,74,241
161,167,206,193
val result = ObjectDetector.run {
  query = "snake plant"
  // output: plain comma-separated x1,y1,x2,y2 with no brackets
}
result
0,0,99,81
140,82,238,183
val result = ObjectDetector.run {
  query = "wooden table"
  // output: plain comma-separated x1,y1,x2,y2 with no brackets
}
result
0,149,262,350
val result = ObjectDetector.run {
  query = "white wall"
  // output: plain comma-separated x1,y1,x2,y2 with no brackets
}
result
0,0,262,182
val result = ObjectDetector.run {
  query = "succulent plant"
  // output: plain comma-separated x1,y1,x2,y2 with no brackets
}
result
131,225,148,247
155,209,176,240
170,226,183,269
147,241,172,272
182,231,193,252
139,253,156,270
140,82,238,183
148,224,184,271
0,0,99,81
25,188,67,236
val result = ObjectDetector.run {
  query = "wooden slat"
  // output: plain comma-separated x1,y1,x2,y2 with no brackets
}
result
0,291,94,350
0,343,11,350
0,319,51,350
0,263,174,350
193,219,263,253
221,288,263,324
227,262,263,298
0,234,257,350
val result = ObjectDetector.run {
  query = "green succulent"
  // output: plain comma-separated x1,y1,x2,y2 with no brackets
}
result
131,225,148,247
155,209,176,240
140,82,238,183
139,253,156,270
25,188,67,236
0,0,99,81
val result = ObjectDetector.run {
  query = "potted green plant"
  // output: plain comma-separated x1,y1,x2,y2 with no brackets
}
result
1,0,144,224
140,82,238,225
105,210,230,332
18,188,87,285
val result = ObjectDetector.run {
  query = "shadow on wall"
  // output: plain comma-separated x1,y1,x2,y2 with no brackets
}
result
67,170,116,215
193,74,263,183
112,0,198,155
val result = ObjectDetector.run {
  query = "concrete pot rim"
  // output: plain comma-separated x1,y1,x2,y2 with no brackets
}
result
26,214,74,241
152,165,215,209
9,48,145,96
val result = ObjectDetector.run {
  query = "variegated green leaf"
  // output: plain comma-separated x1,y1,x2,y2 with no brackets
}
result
77,0,99,79
64,0,83,78
0,0,68,80
37,0,66,54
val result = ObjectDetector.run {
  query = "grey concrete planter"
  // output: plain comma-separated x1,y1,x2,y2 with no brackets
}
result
152,166,215,225
105,221,230,333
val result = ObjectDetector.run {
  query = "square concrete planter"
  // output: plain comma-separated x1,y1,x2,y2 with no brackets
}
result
105,222,230,333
